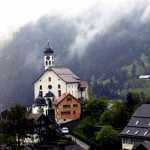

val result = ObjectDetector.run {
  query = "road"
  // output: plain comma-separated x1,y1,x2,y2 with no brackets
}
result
66,134,90,150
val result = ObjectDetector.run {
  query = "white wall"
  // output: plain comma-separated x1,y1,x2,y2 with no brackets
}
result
34,70,66,100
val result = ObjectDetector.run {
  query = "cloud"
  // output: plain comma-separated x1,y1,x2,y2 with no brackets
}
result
67,0,149,57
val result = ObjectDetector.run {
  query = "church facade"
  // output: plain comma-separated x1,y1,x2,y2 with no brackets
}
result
32,42,88,117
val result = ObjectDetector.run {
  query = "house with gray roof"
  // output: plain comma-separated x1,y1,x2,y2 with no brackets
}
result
120,104,150,150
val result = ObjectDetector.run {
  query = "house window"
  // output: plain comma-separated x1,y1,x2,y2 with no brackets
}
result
41,120,45,124
49,77,51,81
39,85,42,90
67,98,72,101
58,90,61,97
73,111,76,114
34,128,37,132
73,104,78,107
63,105,70,108
42,126,46,131
58,84,61,89
61,112,71,115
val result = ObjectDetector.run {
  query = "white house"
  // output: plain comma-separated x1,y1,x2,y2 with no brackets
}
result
32,42,88,116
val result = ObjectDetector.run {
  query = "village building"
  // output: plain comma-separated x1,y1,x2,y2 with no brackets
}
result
139,75,150,80
32,42,88,116
52,92,82,124
120,104,150,150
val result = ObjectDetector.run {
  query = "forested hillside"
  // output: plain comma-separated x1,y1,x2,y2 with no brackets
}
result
0,5,150,107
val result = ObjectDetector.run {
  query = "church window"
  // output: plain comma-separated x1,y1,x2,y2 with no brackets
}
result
58,84,61,89
52,56,54,60
39,91,43,97
49,77,51,81
46,61,48,65
58,90,61,97
52,61,54,65
49,61,51,65
48,85,52,89
39,85,42,90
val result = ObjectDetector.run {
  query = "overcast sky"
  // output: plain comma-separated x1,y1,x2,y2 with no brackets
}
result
0,0,150,40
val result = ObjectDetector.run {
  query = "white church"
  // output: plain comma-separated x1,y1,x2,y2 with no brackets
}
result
32,42,89,116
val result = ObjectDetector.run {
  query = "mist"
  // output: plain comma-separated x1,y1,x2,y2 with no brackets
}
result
0,0,150,107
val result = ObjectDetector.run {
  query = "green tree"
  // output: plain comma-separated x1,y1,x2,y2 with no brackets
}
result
85,98,108,120
100,110,113,125
95,125,121,150
80,116,96,137
0,103,29,147
112,101,128,126
127,91,141,106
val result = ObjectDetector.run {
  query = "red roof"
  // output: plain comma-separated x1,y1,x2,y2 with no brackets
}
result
52,93,82,105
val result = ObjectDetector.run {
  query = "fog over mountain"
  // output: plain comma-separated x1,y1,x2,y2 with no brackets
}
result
0,0,150,107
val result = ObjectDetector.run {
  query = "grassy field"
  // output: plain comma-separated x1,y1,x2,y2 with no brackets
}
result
120,87,150,99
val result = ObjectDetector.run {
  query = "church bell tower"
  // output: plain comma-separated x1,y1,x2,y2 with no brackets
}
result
44,42,54,70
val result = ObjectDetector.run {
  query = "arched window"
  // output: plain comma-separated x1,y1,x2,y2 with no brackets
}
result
46,61,48,65
39,85,42,90
58,84,61,89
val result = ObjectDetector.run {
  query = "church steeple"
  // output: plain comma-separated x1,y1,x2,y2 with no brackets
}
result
44,41,54,70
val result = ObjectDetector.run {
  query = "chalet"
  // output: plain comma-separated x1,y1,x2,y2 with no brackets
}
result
120,104,150,150
52,93,82,124
139,75,150,80
25,113,52,143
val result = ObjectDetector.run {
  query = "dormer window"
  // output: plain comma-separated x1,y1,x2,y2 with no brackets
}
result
135,131,139,134
126,130,130,134
144,131,148,136
135,121,139,125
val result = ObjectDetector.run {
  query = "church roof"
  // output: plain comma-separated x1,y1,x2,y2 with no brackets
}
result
44,91,54,97
52,93,82,105
44,42,54,54
33,66,80,83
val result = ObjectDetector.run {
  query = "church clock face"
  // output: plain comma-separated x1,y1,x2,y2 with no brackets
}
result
46,56,50,60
